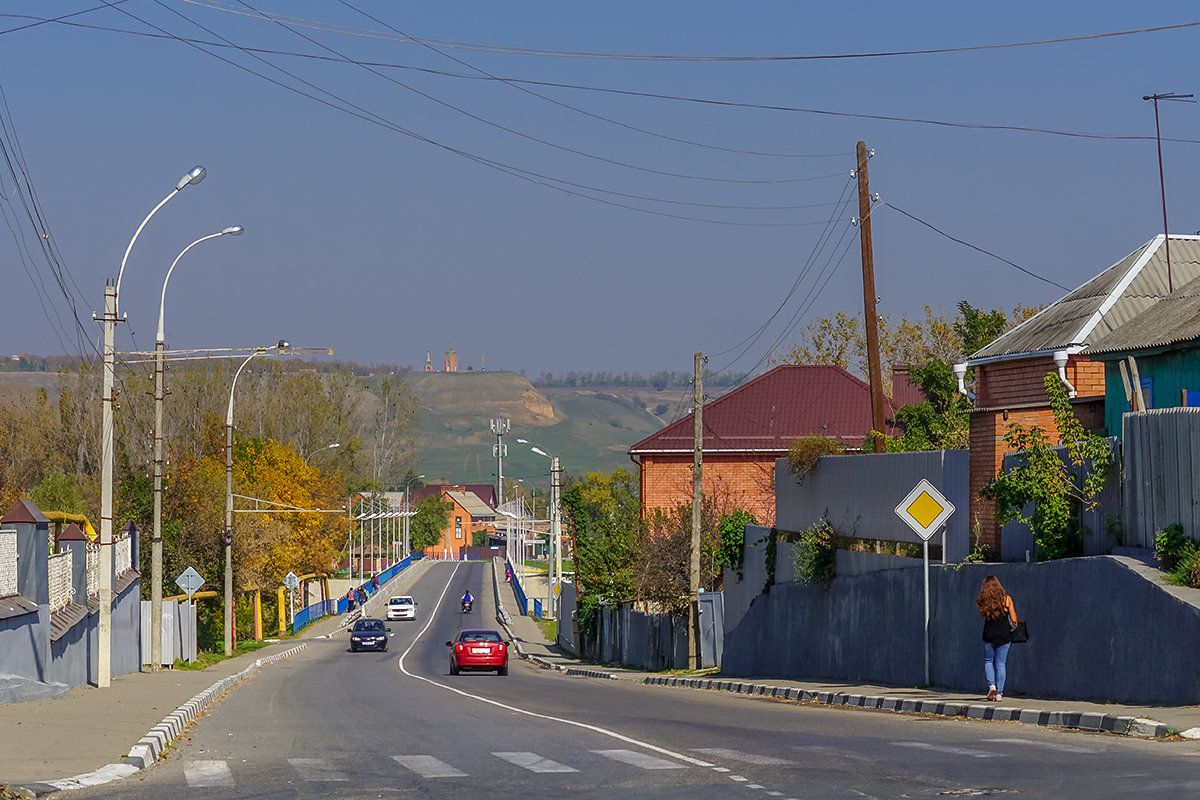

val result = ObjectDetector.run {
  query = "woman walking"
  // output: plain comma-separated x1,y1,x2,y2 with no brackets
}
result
976,575,1019,701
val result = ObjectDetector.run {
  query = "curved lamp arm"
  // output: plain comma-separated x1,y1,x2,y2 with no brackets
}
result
156,226,244,345
115,166,206,314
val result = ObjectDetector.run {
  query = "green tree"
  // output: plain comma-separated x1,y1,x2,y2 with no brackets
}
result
560,469,644,606
32,471,87,515
717,509,757,579
409,494,452,552
981,374,1114,560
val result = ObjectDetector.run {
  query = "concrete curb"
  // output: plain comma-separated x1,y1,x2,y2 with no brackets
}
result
17,644,308,796
491,559,620,681
639,675,1180,739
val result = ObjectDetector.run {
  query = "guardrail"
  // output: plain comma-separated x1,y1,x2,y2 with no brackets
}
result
533,598,543,621
506,558,528,616
332,554,415,618
292,599,337,634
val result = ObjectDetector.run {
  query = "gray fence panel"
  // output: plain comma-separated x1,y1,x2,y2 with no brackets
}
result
698,591,724,668
775,450,969,562
1124,408,1200,547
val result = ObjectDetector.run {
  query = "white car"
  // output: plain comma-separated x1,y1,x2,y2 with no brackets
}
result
386,595,417,621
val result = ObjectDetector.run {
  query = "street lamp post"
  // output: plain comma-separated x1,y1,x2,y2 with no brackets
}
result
150,225,243,673
403,474,424,558
304,442,340,465
225,341,289,656
99,165,205,688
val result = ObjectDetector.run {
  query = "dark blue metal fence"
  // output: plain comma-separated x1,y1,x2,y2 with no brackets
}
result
533,599,543,622
318,555,416,629
506,558,528,616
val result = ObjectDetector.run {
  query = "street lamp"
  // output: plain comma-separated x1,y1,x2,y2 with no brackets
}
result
224,340,289,656
98,165,205,688
517,439,561,623
304,442,340,465
403,474,425,558
149,225,243,673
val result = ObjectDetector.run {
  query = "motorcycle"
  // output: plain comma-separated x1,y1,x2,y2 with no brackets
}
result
461,599,473,614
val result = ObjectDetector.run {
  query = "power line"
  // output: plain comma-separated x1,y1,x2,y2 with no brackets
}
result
9,13,1197,146
881,201,1069,291
177,3,1200,63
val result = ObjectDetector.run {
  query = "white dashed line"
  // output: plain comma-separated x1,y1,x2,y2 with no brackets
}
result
393,755,467,778
493,752,579,773
184,760,233,788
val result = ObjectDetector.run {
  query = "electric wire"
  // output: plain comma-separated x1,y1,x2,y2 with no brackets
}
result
93,2,841,227
335,0,839,160
881,201,1069,291
179,2,1200,63
229,0,840,187
6,14,1196,146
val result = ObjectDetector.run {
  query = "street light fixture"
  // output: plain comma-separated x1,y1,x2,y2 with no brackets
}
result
224,341,289,656
149,225,244,673
304,442,341,465
403,474,425,559
98,165,206,688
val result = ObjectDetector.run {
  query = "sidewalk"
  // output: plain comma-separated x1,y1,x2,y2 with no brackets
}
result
0,561,430,795
490,560,1200,741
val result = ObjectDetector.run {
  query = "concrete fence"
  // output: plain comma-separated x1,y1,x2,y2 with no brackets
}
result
723,530,1200,705
0,499,142,703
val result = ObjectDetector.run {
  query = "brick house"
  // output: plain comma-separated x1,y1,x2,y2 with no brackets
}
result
958,234,1200,553
418,486,496,558
628,364,901,525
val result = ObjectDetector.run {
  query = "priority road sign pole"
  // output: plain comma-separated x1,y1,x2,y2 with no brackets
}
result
924,536,930,686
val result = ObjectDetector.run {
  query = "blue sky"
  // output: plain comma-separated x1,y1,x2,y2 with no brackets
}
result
2,2,1198,377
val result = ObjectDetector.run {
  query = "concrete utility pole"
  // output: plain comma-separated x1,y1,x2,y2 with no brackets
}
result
491,418,510,506
689,352,703,669
856,141,887,453
98,284,117,688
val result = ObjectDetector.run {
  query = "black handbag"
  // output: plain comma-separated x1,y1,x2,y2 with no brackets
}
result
1009,618,1029,643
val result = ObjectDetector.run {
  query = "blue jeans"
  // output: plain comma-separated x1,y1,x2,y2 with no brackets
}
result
984,642,1011,694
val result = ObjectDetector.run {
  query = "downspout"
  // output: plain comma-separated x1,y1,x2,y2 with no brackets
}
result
952,363,976,402
1051,351,1077,398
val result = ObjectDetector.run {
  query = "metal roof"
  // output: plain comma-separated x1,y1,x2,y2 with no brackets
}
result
446,491,496,519
629,364,900,455
1088,272,1200,356
969,235,1200,361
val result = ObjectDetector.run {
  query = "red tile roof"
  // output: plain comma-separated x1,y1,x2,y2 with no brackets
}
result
628,365,900,455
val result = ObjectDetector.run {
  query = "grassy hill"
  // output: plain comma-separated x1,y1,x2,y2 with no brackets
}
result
400,371,687,482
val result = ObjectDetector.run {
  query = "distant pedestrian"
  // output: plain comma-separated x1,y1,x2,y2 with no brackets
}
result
371,574,380,592
357,587,367,607
976,575,1019,702
347,588,356,611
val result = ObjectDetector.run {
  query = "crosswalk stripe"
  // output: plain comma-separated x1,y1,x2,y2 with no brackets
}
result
393,755,468,778
287,758,349,781
693,747,792,765
894,742,1004,759
493,752,579,773
184,760,233,788
592,749,687,770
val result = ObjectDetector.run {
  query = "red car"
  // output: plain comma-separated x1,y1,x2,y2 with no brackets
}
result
446,629,509,676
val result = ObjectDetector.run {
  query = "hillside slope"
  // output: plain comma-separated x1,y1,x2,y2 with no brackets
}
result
400,371,685,481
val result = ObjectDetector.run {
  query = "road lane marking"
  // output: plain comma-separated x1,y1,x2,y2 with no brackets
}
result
983,737,1100,754
893,742,1004,758
396,564,711,770
287,758,348,781
693,747,792,765
793,744,880,761
184,760,233,788
592,749,688,770
493,751,579,773
393,755,468,778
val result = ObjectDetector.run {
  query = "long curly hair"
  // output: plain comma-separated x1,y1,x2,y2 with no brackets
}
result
976,575,1008,620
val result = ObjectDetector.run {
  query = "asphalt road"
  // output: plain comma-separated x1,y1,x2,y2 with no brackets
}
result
64,562,1200,799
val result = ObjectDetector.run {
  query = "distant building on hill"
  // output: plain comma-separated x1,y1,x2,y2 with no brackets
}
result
444,347,458,372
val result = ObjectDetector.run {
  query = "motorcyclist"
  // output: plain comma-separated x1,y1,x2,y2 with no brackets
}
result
461,590,473,612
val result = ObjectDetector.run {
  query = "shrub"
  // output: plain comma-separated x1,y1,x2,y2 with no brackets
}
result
787,435,840,479
1154,523,1195,572
792,519,837,588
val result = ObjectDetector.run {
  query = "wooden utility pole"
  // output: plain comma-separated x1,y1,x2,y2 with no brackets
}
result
857,141,887,452
689,352,703,669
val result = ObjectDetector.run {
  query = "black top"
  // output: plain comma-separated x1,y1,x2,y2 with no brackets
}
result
981,596,1015,644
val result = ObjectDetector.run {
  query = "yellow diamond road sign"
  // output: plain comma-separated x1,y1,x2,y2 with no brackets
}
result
895,479,955,541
